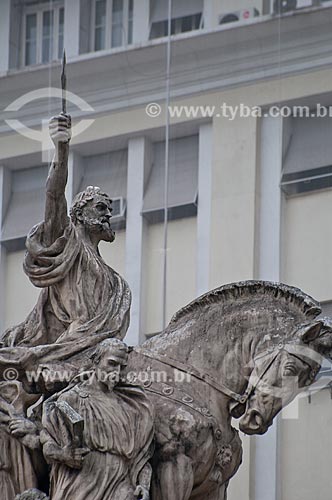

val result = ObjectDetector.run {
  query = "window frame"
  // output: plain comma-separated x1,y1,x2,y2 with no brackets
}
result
91,0,133,52
22,1,64,68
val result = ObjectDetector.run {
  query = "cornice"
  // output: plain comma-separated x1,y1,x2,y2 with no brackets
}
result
1,7,332,136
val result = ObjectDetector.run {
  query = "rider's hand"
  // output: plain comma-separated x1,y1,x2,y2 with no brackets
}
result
43,442,89,470
49,113,71,146
62,446,89,470
9,417,38,437
134,485,150,500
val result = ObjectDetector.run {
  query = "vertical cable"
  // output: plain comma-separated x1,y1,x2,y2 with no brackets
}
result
47,0,53,164
162,0,172,331
276,7,282,500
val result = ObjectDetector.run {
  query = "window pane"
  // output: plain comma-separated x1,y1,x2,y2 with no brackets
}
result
113,0,123,15
42,10,54,63
26,14,37,41
111,0,123,47
95,0,106,50
194,13,202,29
181,15,193,33
25,41,37,66
95,0,106,26
111,25,122,47
95,26,106,50
128,0,133,44
150,20,168,39
42,37,53,63
150,11,203,40
25,14,37,65
58,7,64,59
43,11,54,37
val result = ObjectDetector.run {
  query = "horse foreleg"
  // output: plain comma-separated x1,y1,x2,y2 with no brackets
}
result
152,454,194,500
189,480,229,500
202,481,229,500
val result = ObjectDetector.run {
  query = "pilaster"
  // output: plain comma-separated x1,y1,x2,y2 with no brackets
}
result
125,136,152,345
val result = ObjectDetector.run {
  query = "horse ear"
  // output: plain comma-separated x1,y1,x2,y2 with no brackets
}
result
298,322,322,344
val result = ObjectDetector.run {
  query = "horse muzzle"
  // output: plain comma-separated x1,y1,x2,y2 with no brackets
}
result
239,408,269,435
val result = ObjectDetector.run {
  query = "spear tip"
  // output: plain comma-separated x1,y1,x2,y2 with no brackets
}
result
61,50,66,81
61,49,67,114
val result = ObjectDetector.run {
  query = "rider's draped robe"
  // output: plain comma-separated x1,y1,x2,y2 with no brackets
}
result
0,219,131,372
42,381,154,500
0,425,37,498
0,220,131,498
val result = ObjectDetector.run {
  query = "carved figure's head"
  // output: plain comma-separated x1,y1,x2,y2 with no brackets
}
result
239,321,324,435
94,338,129,390
70,186,115,243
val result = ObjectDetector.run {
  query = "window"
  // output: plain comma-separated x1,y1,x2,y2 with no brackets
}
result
23,3,64,67
149,0,203,40
142,136,199,224
270,0,328,15
1,166,48,250
150,14,202,39
92,0,134,51
281,116,332,195
79,150,128,229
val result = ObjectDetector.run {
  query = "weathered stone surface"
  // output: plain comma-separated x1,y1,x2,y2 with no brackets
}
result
0,114,132,498
127,281,332,499
0,114,131,389
41,339,154,500
15,489,48,500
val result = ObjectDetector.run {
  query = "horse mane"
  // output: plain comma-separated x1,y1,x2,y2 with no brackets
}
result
169,281,321,329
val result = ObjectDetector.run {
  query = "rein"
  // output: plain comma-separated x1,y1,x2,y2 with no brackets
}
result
137,342,313,406
137,348,248,405
244,342,320,401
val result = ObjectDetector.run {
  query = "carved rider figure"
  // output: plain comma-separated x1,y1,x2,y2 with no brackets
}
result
41,339,154,500
0,112,131,498
0,113,131,386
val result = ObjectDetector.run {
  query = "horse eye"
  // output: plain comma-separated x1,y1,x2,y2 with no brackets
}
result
282,362,298,377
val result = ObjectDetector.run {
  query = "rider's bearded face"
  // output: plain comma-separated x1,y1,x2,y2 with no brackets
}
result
81,195,115,242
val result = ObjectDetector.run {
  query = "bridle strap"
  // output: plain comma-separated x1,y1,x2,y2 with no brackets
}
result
136,348,248,404
282,344,322,368
245,343,321,400
243,351,281,401
136,343,315,406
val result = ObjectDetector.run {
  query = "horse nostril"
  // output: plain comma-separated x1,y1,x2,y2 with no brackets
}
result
250,410,263,428
239,408,266,435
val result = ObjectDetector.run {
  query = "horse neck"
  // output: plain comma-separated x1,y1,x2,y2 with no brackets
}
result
218,334,257,397
164,326,258,397
147,308,263,396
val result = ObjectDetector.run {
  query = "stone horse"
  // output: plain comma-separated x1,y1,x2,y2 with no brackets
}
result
126,281,332,500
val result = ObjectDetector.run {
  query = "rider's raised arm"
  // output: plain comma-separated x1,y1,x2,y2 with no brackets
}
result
43,114,72,246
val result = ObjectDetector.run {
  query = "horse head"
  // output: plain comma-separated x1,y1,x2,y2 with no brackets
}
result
143,281,332,439
239,320,332,435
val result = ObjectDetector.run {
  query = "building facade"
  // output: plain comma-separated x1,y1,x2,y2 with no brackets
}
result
1,0,332,499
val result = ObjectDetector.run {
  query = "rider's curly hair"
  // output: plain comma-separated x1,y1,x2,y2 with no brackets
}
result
70,186,111,225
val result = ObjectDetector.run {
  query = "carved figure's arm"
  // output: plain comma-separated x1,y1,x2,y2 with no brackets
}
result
9,416,40,449
43,114,72,246
0,398,41,450
41,429,89,470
